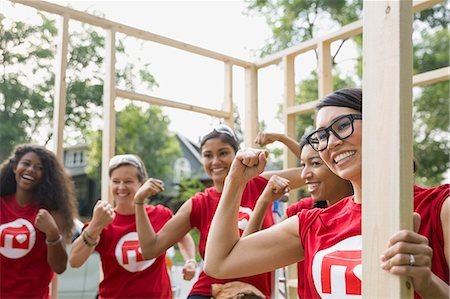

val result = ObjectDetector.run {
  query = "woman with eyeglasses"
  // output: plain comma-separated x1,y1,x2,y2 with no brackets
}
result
134,124,305,299
250,130,353,298
0,144,78,298
204,88,449,299
254,130,353,212
69,154,196,298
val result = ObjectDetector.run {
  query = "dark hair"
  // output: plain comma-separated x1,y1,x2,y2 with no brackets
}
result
313,200,328,209
0,144,77,238
200,125,239,153
299,130,312,152
317,88,362,113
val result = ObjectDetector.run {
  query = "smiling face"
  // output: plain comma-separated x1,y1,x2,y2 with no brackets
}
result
110,165,142,205
300,144,352,204
201,137,236,191
13,152,44,193
315,106,362,186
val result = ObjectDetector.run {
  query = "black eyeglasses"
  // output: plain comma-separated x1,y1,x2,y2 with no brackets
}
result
213,124,237,141
306,114,362,152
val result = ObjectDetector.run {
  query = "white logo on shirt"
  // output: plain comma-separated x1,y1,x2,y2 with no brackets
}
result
115,232,155,272
238,206,254,232
0,219,36,258
312,235,362,298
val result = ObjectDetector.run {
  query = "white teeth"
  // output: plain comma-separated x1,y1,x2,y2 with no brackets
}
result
307,183,319,192
334,151,355,164
22,175,35,181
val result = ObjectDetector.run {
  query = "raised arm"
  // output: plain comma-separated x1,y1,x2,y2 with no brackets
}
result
204,149,304,278
134,178,193,260
255,132,301,158
69,200,114,268
242,175,289,237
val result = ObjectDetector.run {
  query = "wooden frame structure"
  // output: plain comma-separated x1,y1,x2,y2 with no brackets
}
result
8,0,449,297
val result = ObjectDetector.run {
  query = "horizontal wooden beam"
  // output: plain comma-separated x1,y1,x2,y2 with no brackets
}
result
285,100,318,116
413,66,450,86
116,89,231,119
413,0,443,12
9,0,253,68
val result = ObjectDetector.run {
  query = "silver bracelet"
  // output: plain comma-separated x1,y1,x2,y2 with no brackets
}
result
45,234,62,245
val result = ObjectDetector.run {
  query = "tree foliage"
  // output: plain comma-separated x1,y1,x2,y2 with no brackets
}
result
247,1,449,185
0,12,157,161
245,0,361,57
0,13,56,161
86,104,182,186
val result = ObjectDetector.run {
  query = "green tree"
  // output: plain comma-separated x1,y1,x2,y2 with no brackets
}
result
0,13,56,161
248,1,449,185
86,103,182,188
0,12,157,160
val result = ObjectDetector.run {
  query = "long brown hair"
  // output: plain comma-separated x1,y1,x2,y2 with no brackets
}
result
0,144,78,238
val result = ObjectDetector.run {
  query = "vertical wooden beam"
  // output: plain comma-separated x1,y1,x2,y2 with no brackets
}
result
223,62,234,128
101,28,116,204
244,66,258,147
362,1,414,298
281,54,298,299
52,14,69,162
318,40,333,99
282,55,297,170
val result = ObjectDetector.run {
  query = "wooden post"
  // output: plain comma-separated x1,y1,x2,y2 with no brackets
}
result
101,28,116,204
52,14,69,162
362,1,414,298
281,54,299,299
244,66,258,147
223,62,234,128
317,40,332,99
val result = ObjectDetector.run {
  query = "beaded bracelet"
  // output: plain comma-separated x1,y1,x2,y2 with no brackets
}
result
134,202,145,205
82,230,99,247
45,235,62,245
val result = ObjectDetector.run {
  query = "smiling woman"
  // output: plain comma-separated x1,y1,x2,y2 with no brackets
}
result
0,144,78,299
68,153,197,298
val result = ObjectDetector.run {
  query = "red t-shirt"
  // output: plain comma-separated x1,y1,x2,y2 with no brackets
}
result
297,185,450,299
189,176,274,298
413,183,449,299
285,197,314,298
298,196,361,299
285,197,314,217
94,204,173,299
0,194,53,299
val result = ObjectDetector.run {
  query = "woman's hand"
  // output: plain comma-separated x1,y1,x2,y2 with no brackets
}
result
182,259,197,281
34,209,59,240
134,178,165,204
90,200,115,231
380,213,434,294
260,175,290,205
228,148,268,182
254,132,280,147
